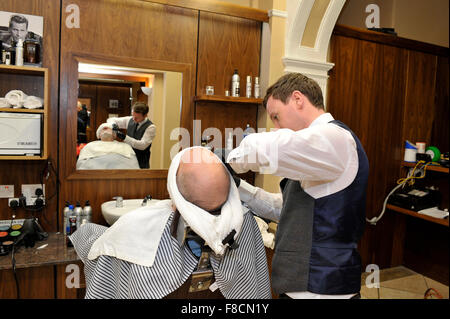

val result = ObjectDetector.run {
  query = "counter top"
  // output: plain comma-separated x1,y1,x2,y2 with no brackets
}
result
0,232,80,270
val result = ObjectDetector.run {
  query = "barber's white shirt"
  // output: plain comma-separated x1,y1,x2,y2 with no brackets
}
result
107,116,156,150
228,113,359,299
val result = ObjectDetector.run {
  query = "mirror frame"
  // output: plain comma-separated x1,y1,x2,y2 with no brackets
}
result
62,52,193,180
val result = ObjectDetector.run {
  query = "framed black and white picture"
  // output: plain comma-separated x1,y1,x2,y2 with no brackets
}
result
0,11,44,67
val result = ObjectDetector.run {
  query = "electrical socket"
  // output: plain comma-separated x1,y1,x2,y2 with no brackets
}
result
21,184,45,206
8,198,19,207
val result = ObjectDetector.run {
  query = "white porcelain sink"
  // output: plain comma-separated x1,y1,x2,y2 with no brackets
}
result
101,198,160,226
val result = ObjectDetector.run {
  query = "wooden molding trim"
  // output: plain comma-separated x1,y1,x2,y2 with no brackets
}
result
333,24,450,56
143,0,269,22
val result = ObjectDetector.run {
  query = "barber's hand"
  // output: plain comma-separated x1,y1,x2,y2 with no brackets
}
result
111,123,126,140
115,130,126,140
216,148,241,187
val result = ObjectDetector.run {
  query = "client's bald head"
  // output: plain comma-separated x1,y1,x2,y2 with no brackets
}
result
176,148,230,213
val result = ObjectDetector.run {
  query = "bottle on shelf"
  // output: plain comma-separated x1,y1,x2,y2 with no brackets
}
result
74,201,83,229
15,39,24,66
82,200,92,224
246,76,252,98
231,69,240,97
254,77,260,98
63,201,71,235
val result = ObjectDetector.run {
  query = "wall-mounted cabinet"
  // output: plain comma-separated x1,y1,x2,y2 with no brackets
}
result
0,64,49,160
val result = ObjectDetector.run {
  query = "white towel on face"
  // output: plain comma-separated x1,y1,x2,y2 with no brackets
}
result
96,122,113,139
167,146,244,256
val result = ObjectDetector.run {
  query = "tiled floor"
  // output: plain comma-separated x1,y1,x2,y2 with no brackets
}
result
360,266,449,299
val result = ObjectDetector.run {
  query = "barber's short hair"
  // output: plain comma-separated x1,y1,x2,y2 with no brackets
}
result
132,102,149,116
263,73,324,110
9,15,29,29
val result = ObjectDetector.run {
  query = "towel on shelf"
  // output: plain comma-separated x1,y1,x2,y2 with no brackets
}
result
4,90,43,109
23,96,44,109
0,98,11,108
5,90,27,108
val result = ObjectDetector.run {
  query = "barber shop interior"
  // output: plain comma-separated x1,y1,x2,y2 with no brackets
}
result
0,0,448,304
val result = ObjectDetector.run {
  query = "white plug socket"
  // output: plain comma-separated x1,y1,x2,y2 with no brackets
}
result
21,184,45,206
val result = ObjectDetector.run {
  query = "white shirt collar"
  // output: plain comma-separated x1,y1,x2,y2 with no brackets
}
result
309,113,334,128
136,118,149,128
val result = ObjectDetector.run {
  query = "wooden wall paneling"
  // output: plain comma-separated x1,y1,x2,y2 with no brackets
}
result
431,56,449,152
197,11,262,96
328,35,408,268
401,50,438,145
195,102,258,147
62,178,169,226
55,262,86,299
59,0,199,229
96,84,132,129
0,0,60,232
143,0,269,22
0,266,54,299
329,27,448,275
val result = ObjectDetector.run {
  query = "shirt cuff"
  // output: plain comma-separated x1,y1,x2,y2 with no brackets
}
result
238,179,258,203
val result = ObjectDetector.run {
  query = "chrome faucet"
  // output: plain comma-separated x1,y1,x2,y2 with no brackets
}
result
141,195,152,206
113,196,123,208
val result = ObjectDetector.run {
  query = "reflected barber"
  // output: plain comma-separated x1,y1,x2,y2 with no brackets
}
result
107,102,156,169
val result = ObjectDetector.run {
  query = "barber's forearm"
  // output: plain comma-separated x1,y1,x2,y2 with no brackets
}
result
123,125,155,150
228,128,346,182
238,179,282,223
107,117,130,129
124,136,151,150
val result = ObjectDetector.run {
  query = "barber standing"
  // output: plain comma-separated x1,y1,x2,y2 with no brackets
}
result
107,102,156,169
227,73,369,299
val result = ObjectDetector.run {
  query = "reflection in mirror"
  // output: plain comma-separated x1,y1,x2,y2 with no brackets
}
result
76,63,182,170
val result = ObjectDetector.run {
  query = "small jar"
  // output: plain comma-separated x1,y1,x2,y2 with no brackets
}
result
24,40,40,64
205,86,214,95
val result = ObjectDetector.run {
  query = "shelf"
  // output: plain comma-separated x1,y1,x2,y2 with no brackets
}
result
0,155,47,160
195,95,263,105
0,64,47,75
0,107,44,113
387,204,449,227
0,65,49,160
402,161,449,174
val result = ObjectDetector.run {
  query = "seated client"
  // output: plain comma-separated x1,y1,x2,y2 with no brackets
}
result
70,147,271,299
76,123,140,170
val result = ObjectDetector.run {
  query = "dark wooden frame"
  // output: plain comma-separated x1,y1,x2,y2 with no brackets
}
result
61,51,193,180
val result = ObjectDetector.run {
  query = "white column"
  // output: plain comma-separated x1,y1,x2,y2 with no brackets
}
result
283,0,346,109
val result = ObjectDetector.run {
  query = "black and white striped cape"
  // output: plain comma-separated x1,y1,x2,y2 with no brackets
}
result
70,211,272,299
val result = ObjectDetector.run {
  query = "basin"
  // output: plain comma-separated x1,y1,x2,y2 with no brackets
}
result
101,198,160,226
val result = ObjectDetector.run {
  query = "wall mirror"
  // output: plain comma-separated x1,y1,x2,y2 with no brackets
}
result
63,53,193,180
75,62,183,171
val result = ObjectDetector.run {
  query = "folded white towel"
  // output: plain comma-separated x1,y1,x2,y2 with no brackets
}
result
88,200,172,267
5,90,27,108
23,96,44,109
4,90,43,109
0,98,11,108
167,146,244,256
